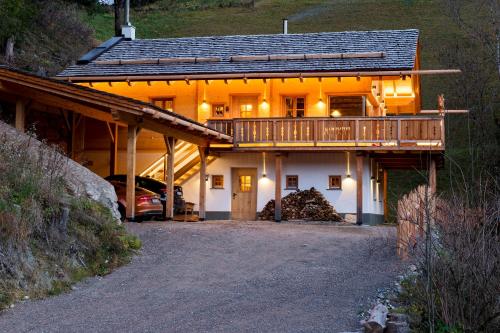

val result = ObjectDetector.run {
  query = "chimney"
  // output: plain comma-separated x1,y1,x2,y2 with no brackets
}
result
121,0,136,40
282,18,288,34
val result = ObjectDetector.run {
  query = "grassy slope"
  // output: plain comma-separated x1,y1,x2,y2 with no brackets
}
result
85,0,472,221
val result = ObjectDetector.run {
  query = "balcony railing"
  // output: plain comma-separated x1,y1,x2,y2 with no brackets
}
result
207,117,445,150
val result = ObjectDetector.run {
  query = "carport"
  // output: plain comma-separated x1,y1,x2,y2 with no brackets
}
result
0,65,232,220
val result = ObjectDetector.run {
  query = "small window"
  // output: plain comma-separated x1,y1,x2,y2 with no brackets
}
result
211,175,224,189
328,175,342,190
286,175,299,190
151,97,174,112
239,175,252,192
284,96,305,118
212,104,225,118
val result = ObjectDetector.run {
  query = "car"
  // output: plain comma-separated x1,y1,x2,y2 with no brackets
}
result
105,175,185,214
108,180,163,222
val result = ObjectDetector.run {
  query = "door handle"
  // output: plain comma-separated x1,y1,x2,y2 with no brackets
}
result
232,193,237,199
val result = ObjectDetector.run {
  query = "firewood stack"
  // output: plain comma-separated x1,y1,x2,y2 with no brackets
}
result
259,187,343,221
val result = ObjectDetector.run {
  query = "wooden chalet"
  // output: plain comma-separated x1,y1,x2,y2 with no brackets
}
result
11,25,457,224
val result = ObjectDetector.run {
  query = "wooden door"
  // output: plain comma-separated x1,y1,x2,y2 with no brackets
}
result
231,168,258,220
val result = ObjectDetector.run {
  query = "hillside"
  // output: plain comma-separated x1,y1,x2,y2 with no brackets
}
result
0,121,141,310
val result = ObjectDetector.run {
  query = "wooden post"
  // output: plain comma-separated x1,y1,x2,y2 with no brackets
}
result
383,169,388,222
429,157,437,195
164,136,176,220
15,99,26,132
356,153,364,225
109,123,118,176
126,125,138,220
198,146,207,221
275,153,282,222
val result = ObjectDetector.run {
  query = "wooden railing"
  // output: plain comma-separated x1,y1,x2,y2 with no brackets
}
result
207,116,444,149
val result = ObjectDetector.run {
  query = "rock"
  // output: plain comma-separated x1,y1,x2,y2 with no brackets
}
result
0,121,120,222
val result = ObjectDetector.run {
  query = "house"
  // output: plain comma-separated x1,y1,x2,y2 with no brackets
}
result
56,23,458,224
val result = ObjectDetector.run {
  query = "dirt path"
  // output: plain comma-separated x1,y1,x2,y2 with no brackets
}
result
0,221,401,332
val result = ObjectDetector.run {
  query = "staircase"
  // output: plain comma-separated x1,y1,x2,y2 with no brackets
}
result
140,141,216,185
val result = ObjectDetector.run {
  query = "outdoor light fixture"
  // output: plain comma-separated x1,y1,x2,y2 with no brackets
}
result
89,82,94,87
345,152,351,177
356,75,361,81
165,80,170,85
205,174,210,182
262,152,267,178
337,77,342,82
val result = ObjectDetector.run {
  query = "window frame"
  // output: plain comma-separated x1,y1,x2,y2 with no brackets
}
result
151,96,175,112
285,175,299,190
328,175,342,190
282,96,306,118
211,103,226,118
327,95,365,117
211,175,224,189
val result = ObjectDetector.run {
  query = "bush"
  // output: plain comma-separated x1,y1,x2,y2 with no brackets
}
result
399,181,499,332
0,132,141,310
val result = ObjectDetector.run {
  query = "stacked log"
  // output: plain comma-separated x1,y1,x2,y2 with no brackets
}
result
259,187,343,221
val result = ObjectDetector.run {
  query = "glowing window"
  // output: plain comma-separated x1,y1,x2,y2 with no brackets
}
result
151,97,174,112
212,175,224,189
240,104,253,118
239,175,252,192
328,96,364,117
212,104,225,118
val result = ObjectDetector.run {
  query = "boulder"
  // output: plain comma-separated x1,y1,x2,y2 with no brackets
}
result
0,121,120,221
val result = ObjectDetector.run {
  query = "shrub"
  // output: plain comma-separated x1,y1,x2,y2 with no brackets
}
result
0,132,141,310
399,180,499,332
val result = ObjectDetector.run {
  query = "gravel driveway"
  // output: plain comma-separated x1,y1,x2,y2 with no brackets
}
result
0,221,401,333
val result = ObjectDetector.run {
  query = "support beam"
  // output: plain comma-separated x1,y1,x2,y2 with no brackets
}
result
275,153,282,222
198,146,208,221
429,157,437,195
15,99,26,132
356,153,364,225
126,125,138,220
164,136,176,220
109,123,118,176
383,169,388,222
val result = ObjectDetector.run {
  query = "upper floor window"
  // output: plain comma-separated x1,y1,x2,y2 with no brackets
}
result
284,96,305,118
232,95,258,118
212,104,226,118
328,96,364,117
152,97,174,112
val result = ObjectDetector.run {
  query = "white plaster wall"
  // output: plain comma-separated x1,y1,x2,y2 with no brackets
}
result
363,157,384,215
182,152,384,215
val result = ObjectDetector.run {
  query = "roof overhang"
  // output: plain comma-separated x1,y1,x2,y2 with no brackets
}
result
0,66,232,145
56,69,462,83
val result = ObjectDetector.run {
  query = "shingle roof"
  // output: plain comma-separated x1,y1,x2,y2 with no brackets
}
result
58,29,419,79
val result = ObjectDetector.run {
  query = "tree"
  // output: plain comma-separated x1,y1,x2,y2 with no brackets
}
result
0,0,35,63
114,0,124,36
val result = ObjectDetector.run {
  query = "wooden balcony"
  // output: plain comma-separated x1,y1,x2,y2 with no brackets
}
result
207,116,445,151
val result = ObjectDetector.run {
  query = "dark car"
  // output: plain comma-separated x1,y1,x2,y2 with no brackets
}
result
105,175,185,214
109,181,163,222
